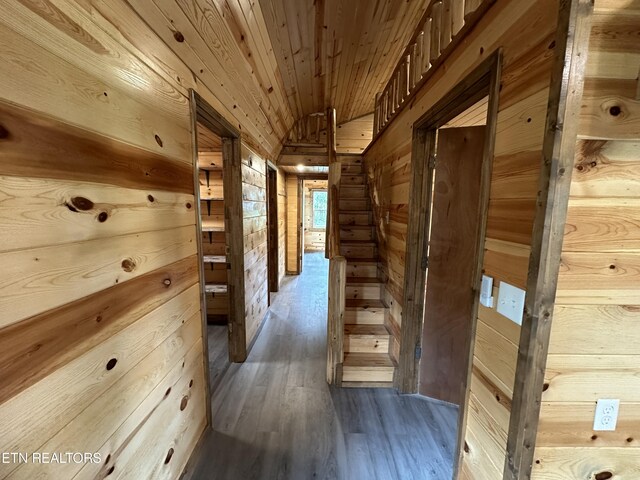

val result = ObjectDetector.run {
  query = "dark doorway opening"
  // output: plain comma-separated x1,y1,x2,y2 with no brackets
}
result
266,165,279,303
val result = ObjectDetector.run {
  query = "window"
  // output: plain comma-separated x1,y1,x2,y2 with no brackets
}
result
312,190,328,229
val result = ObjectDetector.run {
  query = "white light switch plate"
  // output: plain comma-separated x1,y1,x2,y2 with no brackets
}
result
480,275,494,308
497,281,525,325
594,399,620,431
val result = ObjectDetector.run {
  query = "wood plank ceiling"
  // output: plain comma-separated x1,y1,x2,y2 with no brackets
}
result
259,0,430,125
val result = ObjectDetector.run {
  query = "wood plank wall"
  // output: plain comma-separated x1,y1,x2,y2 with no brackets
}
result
533,1,640,477
362,0,562,477
0,45,205,480
304,180,329,252
241,145,270,346
0,0,292,477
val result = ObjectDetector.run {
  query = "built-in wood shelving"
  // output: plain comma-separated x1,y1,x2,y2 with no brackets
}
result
198,149,229,324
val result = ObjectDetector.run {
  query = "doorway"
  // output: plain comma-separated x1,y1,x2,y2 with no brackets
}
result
419,123,486,404
302,179,329,254
266,164,279,303
398,51,502,477
191,90,248,415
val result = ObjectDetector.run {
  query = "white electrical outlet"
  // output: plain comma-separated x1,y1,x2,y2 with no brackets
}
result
593,399,620,431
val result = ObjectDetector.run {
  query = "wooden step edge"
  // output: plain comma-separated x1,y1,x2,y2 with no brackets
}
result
343,353,395,368
338,210,371,214
340,381,394,389
344,324,392,336
346,276,384,284
345,298,388,308
344,257,378,264
201,197,224,201
340,225,374,230
202,226,225,233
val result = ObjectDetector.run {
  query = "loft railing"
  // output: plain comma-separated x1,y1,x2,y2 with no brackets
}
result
286,112,327,147
373,0,491,138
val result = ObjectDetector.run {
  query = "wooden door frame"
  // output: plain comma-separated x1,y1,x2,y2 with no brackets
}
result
297,177,304,271
189,90,247,412
396,50,502,477
266,162,279,302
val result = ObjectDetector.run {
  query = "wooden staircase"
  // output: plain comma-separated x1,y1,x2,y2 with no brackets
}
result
338,158,396,386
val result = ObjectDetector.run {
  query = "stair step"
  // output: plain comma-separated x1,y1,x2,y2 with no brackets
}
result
340,174,366,185
341,241,377,259
345,299,387,309
339,185,366,198
339,211,372,226
340,226,374,241
341,164,363,174
342,353,395,383
345,324,390,335
344,325,391,354
344,299,387,323
345,258,378,278
347,276,383,284
339,198,369,210
345,283,381,300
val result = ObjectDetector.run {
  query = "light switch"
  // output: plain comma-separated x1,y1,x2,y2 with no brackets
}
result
497,281,526,325
480,275,494,308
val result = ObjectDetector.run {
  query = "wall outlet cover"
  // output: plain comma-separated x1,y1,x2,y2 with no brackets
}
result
497,281,526,325
593,399,620,431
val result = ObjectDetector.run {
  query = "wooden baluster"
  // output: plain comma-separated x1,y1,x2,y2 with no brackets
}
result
404,54,411,98
396,69,402,109
441,0,452,51
465,0,481,18
390,76,396,114
452,0,465,37
423,18,432,75
409,44,417,91
431,2,442,61
373,97,378,135
414,33,424,85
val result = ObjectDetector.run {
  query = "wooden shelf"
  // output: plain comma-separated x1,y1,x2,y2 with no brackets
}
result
205,283,228,294
201,197,224,202
202,226,224,233
203,255,227,264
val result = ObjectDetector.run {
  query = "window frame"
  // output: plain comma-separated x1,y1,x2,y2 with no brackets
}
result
311,189,328,230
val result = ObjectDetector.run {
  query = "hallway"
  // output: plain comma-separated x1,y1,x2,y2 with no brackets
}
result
184,253,458,480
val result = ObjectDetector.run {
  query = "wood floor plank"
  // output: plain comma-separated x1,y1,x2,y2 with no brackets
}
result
185,253,459,479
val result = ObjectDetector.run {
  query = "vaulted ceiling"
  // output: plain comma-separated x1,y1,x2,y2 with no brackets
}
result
258,0,429,125
116,0,426,158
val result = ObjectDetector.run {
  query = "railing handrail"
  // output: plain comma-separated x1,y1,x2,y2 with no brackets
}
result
373,0,491,139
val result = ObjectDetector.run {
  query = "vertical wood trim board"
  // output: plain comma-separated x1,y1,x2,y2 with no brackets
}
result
532,1,640,478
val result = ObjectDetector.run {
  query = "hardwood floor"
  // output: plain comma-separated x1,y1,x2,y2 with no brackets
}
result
184,253,458,480
207,324,230,392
